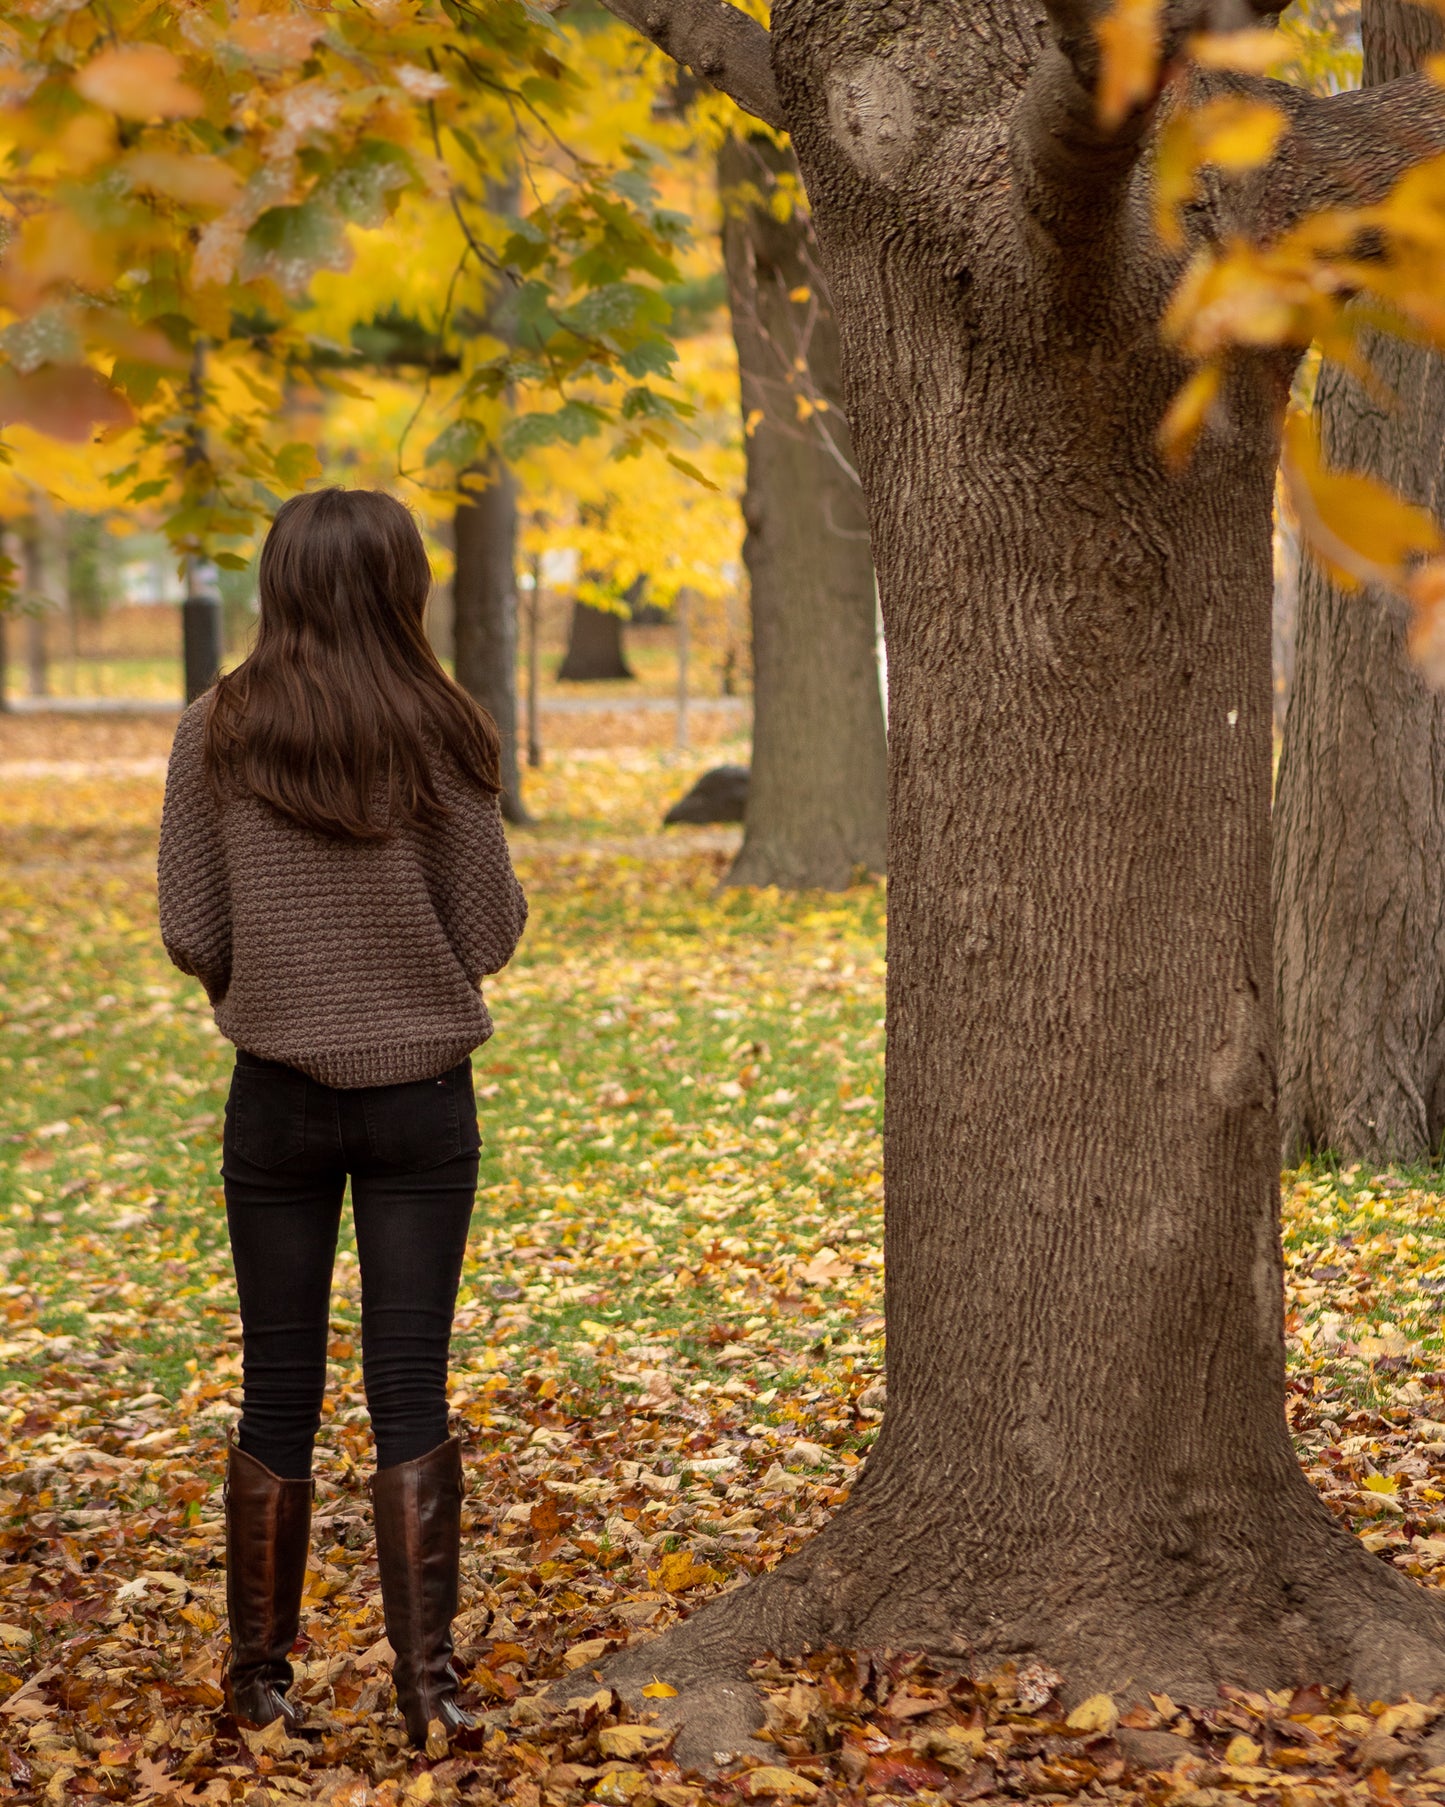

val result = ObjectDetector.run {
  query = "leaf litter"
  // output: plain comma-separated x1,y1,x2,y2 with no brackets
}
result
7,716,1445,1802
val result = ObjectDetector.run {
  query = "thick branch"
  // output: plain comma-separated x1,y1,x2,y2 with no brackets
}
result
1011,45,1156,240
1011,0,1233,239
595,0,785,132
1228,72,1445,240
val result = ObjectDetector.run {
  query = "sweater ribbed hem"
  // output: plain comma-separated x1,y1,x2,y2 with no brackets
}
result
219,1031,491,1090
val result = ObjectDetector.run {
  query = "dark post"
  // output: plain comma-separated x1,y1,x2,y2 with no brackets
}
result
527,553,542,769
180,340,222,704
0,528,12,714
183,556,223,702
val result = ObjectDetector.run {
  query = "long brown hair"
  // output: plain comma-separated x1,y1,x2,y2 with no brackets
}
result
204,488,500,839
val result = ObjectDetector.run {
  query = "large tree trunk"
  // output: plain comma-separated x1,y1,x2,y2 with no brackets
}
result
1272,1,1445,1166
589,0,1445,1755
720,133,888,890
556,598,634,681
454,461,531,824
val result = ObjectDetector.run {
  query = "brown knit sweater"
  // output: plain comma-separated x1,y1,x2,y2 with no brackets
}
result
157,694,527,1088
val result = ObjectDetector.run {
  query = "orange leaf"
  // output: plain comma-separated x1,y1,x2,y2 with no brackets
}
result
1188,28,1289,73
231,14,327,64
74,46,203,120
1407,560,1445,686
123,152,242,212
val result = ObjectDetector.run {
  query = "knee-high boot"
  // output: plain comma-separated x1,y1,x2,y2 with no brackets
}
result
371,1437,475,1744
222,1440,312,1729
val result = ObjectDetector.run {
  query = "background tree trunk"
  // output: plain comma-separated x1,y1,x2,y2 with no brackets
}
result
22,504,65,700
556,598,634,681
719,132,888,891
1272,0,1445,1165
454,461,531,824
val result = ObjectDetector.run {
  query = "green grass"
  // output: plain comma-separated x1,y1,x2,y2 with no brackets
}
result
0,753,887,1449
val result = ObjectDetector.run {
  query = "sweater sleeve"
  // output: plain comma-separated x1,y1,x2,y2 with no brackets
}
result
430,770,528,985
157,698,233,1005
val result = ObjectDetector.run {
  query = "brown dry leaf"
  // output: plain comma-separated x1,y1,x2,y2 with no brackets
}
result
0,365,133,442
122,151,242,211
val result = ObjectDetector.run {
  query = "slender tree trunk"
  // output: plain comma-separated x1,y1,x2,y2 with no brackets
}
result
720,132,888,890
674,587,691,754
454,461,531,824
526,558,542,769
0,527,14,713
589,0,1445,1755
1272,0,1445,1166
556,598,634,680
22,505,64,700
1273,508,1299,741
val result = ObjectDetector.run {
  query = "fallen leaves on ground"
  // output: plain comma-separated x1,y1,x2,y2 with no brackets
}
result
8,715,1445,1802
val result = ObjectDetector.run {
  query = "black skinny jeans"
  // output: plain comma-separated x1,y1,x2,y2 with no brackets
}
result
222,1050,479,1480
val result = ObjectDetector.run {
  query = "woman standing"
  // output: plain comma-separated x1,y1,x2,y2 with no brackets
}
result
157,489,527,1745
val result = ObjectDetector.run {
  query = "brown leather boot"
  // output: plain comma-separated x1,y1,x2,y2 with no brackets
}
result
371,1437,475,1745
222,1440,312,1730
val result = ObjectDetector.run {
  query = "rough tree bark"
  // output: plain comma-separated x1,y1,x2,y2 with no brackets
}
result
556,597,634,681
720,132,888,890
1272,0,1445,1166
454,461,531,824
595,0,1445,1757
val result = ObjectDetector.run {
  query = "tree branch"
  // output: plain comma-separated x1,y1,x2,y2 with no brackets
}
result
1011,0,1282,238
1223,72,1445,241
1010,44,1156,240
595,0,785,133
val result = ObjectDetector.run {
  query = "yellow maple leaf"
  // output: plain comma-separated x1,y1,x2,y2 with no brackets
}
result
744,1770,820,1800
1284,411,1444,590
650,1551,723,1594
1156,99,1286,246
1065,1693,1119,1733
1158,364,1221,468
1095,0,1162,133
1225,1734,1263,1766
642,1678,678,1698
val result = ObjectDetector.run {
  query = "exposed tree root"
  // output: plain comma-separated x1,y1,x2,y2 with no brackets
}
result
581,1491,1445,1774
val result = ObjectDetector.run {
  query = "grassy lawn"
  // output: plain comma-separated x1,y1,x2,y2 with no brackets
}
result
4,716,1445,1803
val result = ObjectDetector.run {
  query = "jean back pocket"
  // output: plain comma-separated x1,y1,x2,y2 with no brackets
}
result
362,1061,480,1171
225,1056,309,1168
